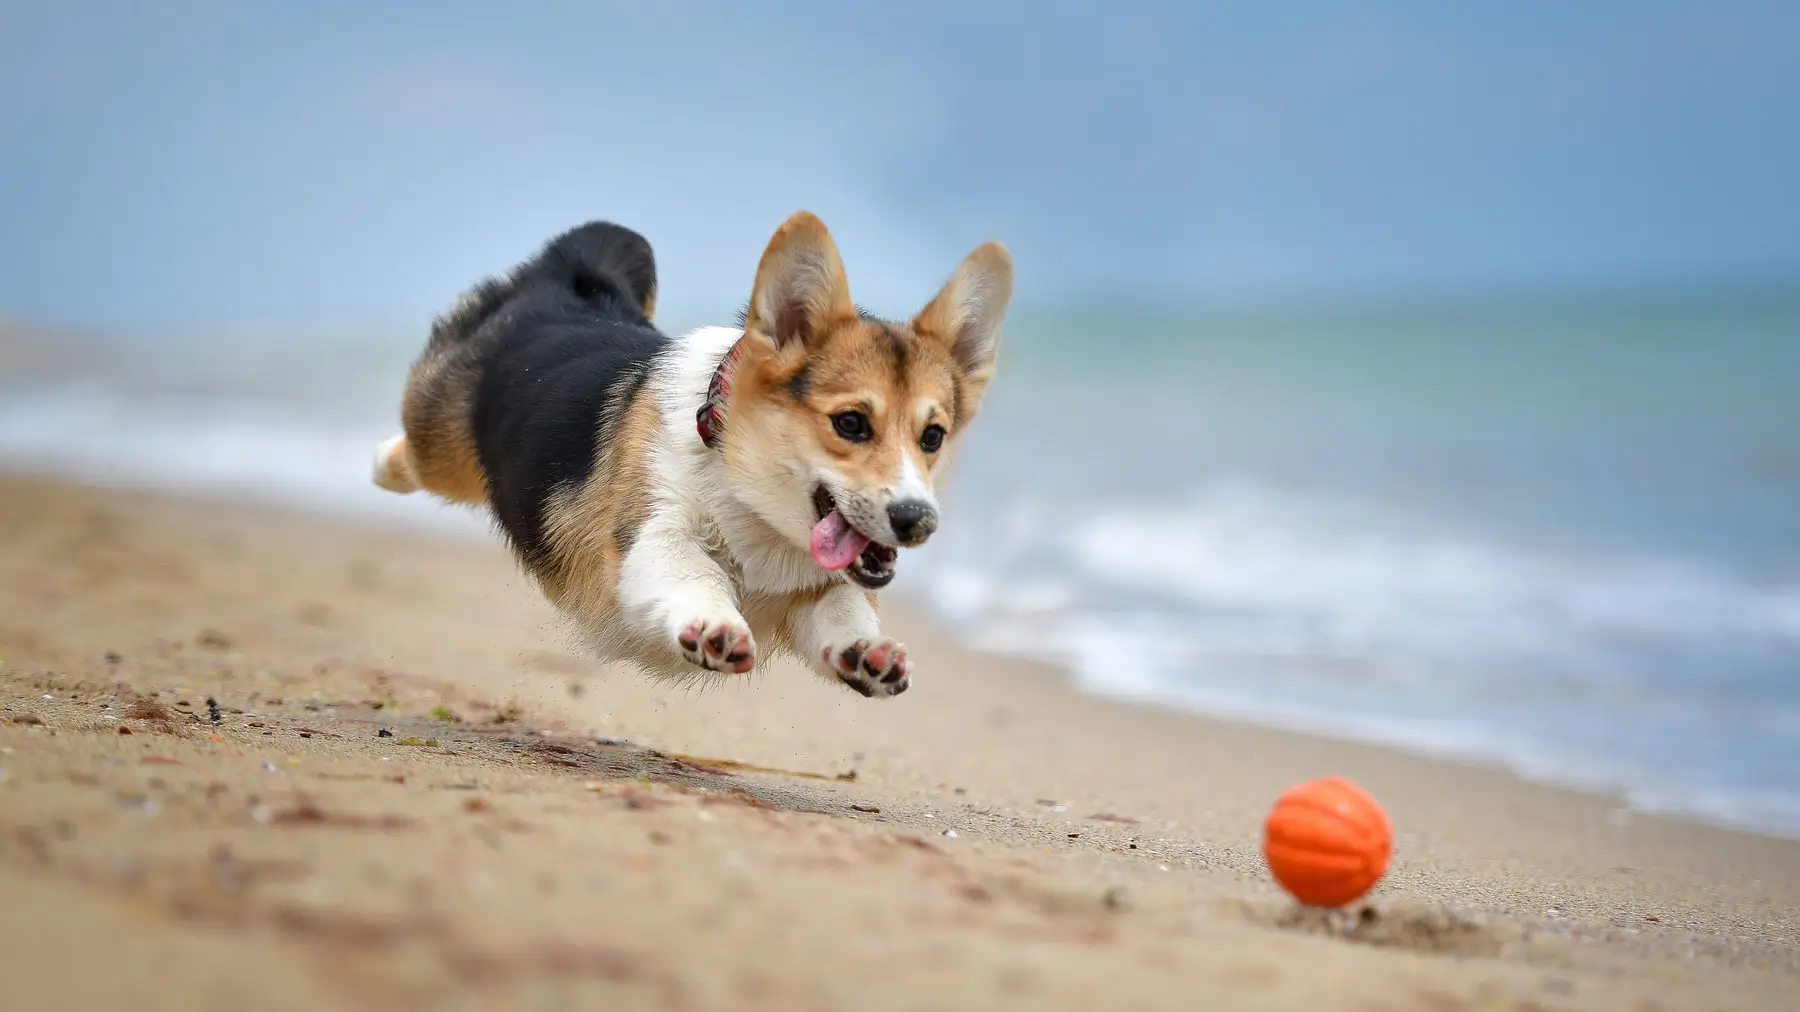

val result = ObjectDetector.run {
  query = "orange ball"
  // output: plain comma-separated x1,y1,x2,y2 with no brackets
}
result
1262,776,1393,907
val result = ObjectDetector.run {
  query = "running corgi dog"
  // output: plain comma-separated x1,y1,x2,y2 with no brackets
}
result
374,211,1012,698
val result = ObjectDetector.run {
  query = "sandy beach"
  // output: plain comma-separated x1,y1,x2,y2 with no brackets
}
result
0,472,1795,1011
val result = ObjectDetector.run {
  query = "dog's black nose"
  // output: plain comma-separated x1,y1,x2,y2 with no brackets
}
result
887,500,938,545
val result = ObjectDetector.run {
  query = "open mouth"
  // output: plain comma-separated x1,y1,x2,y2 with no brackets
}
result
811,485,899,590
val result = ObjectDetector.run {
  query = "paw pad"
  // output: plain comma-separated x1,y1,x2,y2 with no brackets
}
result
677,617,755,675
824,638,910,698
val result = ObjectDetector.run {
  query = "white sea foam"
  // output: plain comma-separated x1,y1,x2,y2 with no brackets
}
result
0,381,488,536
912,484,1800,838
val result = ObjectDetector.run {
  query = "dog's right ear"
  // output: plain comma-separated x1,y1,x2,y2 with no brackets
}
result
744,211,855,349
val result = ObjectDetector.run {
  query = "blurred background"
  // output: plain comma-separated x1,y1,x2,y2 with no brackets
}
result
2,2,1797,834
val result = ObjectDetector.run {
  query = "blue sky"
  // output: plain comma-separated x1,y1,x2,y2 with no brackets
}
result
2,1,1797,333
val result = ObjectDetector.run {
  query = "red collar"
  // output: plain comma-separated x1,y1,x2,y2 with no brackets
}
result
695,338,744,449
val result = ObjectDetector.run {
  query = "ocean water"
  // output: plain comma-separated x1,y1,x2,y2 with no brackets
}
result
3,291,1798,836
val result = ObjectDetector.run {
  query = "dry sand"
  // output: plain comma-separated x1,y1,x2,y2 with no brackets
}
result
0,472,1794,1011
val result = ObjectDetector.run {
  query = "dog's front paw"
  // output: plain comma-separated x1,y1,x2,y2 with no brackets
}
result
674,614,756,675
820,638,910,698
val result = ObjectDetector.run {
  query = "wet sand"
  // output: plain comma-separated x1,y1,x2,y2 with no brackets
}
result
1,473,1795,1011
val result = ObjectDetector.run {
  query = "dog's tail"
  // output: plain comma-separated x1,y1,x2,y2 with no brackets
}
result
538,221,659,321
427,221,659,352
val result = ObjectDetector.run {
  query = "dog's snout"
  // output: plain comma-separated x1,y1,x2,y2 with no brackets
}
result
887,500,938,545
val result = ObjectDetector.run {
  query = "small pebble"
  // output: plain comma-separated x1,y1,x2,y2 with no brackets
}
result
262,762,278,772
41,694,54,701
850,804,880,813
377,728,394,738
942,829,959,838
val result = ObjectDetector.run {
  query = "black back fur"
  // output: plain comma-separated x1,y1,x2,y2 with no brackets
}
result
437,221,666,572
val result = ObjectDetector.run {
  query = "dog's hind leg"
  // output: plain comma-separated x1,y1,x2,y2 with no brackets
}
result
372,434,419,493
389,355,491,506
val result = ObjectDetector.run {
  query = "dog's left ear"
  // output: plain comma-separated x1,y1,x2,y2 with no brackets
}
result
744,211,855,350
913,242,1013,413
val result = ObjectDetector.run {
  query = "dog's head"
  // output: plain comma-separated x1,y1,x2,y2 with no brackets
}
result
719,211,1012,590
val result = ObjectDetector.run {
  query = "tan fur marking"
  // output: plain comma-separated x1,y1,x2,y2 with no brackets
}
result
537,379,661,622
729,314,964,498
397,353,489,504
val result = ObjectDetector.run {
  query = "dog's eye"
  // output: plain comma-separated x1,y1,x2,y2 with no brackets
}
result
831,411,873,443
919,424,946,453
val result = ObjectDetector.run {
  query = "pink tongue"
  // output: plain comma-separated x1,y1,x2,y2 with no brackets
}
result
809,509,870,571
